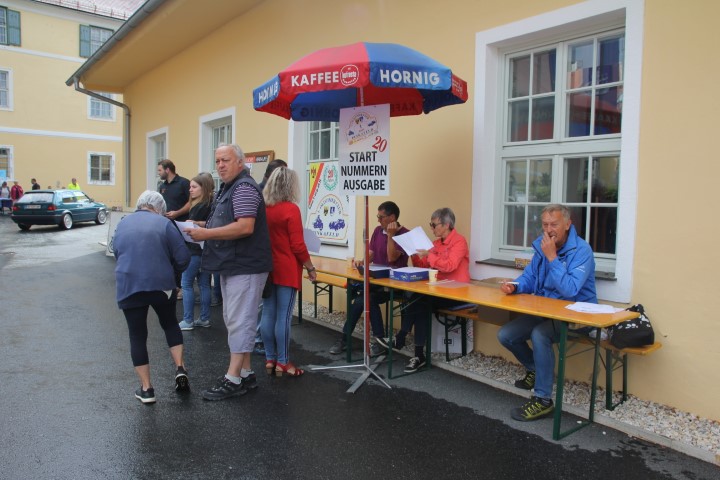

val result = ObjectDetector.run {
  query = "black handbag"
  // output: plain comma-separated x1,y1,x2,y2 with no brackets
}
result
608,304,654,349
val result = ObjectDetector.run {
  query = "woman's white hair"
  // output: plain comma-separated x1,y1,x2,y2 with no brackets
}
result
135,190,167,215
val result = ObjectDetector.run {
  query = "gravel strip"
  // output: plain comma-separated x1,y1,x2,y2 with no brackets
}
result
300,302,720,458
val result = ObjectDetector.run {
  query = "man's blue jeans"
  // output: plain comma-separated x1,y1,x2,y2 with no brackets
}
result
497,315,560,400
344,286,388,338
181,255,210,323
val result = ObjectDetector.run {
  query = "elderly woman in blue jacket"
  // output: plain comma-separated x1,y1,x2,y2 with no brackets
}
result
113,190,191,404
497,204,597,422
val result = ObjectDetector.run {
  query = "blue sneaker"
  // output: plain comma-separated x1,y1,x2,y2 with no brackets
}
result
178,320,194,331
194,318,211,328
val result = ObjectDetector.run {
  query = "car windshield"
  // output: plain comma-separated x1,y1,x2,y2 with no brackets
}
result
16,193,54,204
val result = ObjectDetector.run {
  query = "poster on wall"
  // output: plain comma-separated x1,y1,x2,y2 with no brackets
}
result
305,161,350,245
339,104,390,196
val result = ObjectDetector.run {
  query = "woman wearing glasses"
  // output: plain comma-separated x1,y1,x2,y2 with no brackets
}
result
377,207,469,373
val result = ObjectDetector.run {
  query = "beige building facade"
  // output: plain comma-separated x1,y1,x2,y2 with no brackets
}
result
70,0,720,422
0,0,138,206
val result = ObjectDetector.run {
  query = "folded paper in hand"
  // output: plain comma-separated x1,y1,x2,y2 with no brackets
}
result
392,226,433,255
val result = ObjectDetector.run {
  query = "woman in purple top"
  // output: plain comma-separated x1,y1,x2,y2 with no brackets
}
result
329,201,409,356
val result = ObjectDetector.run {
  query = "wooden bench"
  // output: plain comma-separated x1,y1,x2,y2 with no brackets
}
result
434,305,662,410
303,272,348,318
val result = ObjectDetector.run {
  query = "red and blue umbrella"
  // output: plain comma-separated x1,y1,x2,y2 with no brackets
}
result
253,42,468,122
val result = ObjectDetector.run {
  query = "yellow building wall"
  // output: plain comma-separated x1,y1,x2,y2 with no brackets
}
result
117,0,719,420
0,1,125,206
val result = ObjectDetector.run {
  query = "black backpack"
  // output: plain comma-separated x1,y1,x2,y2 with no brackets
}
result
608,304,654,349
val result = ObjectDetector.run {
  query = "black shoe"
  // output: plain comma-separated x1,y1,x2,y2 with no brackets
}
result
241,373,258,391
202,376,247,401
510,396,554,421
376,337,404,352
370,342,386,357
514,370,536,390
175,366,190,392
135,386,156,404
404,356,426,373
329,338,346,354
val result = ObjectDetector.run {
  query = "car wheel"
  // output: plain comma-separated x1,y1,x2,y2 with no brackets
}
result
18,224,31,231
95,209,108,225
60,213,73,230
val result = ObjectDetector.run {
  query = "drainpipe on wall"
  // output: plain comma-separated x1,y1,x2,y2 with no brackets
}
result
72,78,131,209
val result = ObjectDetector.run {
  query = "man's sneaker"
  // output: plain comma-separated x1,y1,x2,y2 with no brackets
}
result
370,342,386,357
241,373,258,391
135,387,156,404
514,370,536,390
202,376,247,401
175,366,190,392
404,356,426,373
194,318,211,328
211,297,222,307
376,337,404,352
329,338,346,354
511,396,554,421
253,343,266,355
178,320,194,331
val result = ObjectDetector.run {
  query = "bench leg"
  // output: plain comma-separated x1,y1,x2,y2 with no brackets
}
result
461,319,467,358
313,283,319,318
328,286,333,314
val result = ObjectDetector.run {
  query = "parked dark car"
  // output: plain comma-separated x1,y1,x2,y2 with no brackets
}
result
11,189,108,231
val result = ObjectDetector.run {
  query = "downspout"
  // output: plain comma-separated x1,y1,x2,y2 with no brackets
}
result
73,78,131,209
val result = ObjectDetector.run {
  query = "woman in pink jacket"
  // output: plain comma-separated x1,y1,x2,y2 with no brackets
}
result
378,207,470,373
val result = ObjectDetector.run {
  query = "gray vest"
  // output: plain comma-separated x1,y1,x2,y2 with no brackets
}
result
201,170,272,275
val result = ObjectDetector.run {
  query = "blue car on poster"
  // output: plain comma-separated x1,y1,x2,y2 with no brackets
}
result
11,189,108,231
313,216,323,230
329,218,345,231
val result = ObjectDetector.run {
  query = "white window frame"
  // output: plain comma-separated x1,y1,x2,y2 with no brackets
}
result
0,68,12,111
290,121,356,260
87,151,115,185
88,92,115,121
146,127,168,191
0,144,13,180
471,0,644,303
199,107,235,191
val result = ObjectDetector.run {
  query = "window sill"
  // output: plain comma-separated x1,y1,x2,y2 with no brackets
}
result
476,258,616,281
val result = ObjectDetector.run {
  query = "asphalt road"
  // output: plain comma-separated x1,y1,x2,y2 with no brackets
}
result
0,215,718,480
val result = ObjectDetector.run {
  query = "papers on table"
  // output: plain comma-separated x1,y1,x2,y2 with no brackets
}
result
565,302,622,314
369,265,391,272
175,221,204,248
392,226,433,255
303,228,321,253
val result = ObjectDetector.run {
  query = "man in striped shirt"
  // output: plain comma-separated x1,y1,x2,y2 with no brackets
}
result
187,144,273,401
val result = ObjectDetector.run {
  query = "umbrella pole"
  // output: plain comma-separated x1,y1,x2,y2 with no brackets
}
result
309,195,391,392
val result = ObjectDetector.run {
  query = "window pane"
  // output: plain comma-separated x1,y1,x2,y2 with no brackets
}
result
567,91,591,137
310,132,319,160
508,100,529,142
563,157,589,203
597,36,624,85
525,205,544,246
591,156,619,203
594,86,622,135
320,130,330,159
504,205,525,246
567,40,594,89
589,207,617,254
531,97,554,140
509,55,530,98
567,206,587,239
505,160,527,202
533,50,556,94
528,159,551,202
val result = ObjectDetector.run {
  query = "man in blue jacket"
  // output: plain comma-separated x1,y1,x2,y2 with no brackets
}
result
497,204,597,421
